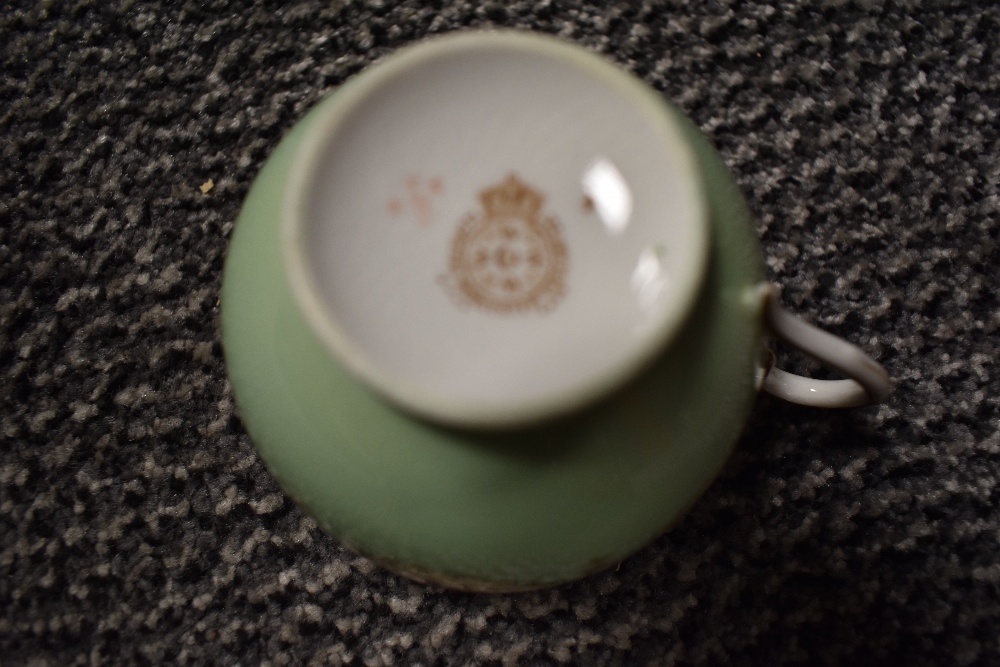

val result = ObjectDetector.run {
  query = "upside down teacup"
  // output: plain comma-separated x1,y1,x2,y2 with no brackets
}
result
221,31,890,591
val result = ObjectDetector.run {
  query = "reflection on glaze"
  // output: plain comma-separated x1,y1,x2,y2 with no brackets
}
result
581,158,632,235
631,245,669,313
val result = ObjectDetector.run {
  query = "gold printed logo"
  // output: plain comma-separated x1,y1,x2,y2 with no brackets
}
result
444,174,568,313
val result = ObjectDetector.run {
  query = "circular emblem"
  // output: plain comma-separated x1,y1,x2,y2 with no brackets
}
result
446,174,568,313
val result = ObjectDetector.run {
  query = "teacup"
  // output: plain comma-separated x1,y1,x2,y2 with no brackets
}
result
221,31,890,591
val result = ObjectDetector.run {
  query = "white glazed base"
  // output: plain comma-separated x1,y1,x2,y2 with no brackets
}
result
283,32,709,428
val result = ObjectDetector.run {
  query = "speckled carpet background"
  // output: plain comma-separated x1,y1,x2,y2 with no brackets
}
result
3,1,999,664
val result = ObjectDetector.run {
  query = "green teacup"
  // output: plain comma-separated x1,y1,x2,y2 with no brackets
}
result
221,31,889,591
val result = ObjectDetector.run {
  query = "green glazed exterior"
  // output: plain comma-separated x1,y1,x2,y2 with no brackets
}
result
221,33,768,591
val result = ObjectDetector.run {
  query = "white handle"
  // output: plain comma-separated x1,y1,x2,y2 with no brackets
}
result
761,289,891,408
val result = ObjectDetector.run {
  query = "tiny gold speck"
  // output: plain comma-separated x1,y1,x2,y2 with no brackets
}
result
200,179,215,194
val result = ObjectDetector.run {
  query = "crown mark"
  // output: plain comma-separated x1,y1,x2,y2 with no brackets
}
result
479,174,544,219
442,173,568,314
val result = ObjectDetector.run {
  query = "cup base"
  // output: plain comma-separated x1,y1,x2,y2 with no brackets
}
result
283,32,711,428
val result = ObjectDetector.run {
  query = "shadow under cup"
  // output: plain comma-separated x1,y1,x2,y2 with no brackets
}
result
283,33,711,429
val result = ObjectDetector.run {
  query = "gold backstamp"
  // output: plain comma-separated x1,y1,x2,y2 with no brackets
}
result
443,174,568,314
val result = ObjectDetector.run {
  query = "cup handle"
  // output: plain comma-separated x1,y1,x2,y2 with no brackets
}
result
761,287,891,408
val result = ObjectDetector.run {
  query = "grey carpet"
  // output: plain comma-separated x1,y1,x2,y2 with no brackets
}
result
3,1,999,665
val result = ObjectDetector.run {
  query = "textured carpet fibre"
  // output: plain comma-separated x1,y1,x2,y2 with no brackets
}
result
3,1,1000,665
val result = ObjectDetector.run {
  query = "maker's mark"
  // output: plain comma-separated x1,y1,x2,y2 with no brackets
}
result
443,174,568,314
